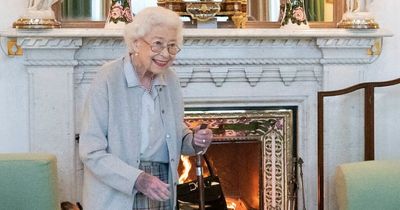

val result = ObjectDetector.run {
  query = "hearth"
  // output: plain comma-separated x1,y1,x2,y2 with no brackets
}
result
180,107,297,210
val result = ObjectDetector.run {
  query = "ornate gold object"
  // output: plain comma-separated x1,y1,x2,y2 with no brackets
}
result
337,17,379,29
186,2,221,22
7,39,23,56
368,38,382,56
157,0,247,28
338,0,379,29
13,18,61,29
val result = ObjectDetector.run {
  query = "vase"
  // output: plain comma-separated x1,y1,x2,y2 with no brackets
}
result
280,0,309,29
105,0,133,29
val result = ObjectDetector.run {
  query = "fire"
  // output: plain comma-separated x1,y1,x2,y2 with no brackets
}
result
226,197,249,210
178,156,192,183
227,201,237,210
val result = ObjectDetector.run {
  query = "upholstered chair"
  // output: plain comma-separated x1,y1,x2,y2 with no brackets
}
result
335,160,400,210
0,153,60,210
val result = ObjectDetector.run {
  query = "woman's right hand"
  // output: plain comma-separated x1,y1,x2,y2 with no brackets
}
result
134,172,170,201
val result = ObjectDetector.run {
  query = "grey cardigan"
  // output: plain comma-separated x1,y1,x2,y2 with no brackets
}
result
79,55,195,210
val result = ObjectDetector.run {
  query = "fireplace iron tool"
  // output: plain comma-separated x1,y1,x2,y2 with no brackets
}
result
298,157,306,210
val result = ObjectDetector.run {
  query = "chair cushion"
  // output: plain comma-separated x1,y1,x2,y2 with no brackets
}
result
0,153,60,210
335,160,400,210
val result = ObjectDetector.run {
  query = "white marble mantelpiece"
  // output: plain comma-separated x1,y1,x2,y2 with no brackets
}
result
2,28,391,38
0,28,392,209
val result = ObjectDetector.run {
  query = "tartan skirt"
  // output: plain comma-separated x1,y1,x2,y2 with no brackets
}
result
133,161,171,210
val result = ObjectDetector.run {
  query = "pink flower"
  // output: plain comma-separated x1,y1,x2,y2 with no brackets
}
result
123,7,133,22
110,3,123,19
293,7,305,21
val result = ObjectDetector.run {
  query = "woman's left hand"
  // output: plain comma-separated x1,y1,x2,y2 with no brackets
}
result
192,125,213,153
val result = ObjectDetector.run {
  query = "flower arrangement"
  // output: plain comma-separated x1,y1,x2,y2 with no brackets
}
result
107,0,133,24
281,0,308,26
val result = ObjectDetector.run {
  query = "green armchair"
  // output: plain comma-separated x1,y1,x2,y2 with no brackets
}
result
0,153,60,210
335,160,400,210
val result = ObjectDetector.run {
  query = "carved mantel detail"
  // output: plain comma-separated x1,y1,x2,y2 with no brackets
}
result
18,37,82,49
2,28,390,87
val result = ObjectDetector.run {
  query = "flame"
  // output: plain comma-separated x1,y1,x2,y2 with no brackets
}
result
227,201,237,210
226,197,249,210
179,156,192,183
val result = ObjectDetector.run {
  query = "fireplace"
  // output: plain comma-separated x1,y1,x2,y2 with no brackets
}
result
179,108,296,210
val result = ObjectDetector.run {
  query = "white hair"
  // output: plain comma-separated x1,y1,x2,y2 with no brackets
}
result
124,6,183,53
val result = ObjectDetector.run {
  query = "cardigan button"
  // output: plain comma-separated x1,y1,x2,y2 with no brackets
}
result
161,110,165,114
166,134,170,138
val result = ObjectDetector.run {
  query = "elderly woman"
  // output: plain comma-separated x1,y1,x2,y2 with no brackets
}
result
79,7,213,210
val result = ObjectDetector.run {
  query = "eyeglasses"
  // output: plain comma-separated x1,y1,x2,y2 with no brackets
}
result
141,39,181,55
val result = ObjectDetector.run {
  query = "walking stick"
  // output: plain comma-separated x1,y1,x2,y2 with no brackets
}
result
196,152,205,210
196,123,208,210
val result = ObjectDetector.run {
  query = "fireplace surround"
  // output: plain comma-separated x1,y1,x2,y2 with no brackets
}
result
0,28,391,209
182,108,295,210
